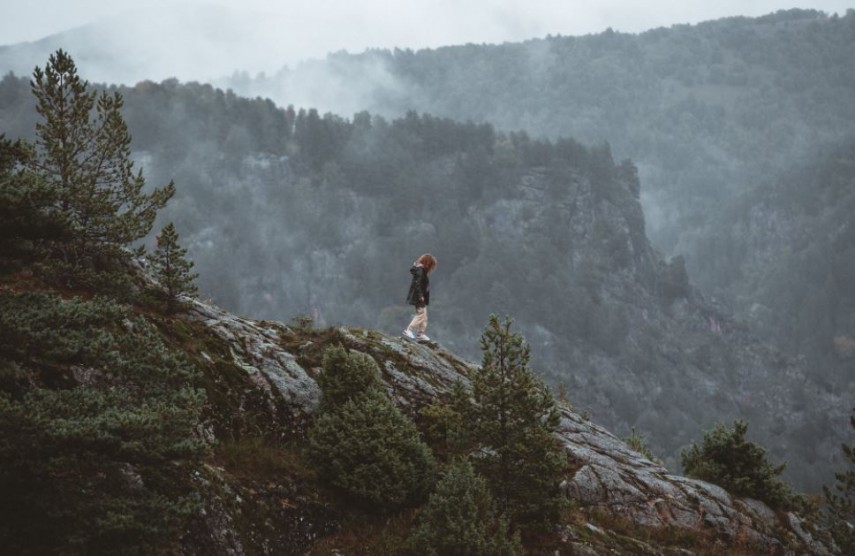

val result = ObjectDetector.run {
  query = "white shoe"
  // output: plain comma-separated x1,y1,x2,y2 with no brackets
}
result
403,329,416,339
417,334,430,341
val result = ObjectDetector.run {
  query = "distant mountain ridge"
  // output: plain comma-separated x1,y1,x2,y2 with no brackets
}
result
0,4,300,84
224,8,855,256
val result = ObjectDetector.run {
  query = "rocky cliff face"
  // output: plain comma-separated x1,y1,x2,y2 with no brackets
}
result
181,296,831,555
463,164,843,493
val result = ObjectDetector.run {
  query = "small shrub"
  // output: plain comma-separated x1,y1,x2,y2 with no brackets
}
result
417,382,469,462
291,314,314,331
315,345,383,409
150,223,198,314
307,389,435,511
408,460,522,556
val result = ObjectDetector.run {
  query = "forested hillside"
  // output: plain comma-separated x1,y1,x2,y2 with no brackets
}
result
230,9,854,259
697,142,855,387
214,7,855,470
222,10,855,384
2,67,848,492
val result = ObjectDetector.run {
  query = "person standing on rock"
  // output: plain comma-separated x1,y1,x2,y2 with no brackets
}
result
403,253,437,341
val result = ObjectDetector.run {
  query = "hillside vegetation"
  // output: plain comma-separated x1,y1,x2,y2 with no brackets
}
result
1,15,852,492
221,8,855,401
1,51,849,553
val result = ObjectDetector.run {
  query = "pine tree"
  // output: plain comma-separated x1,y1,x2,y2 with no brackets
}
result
824,409,855,553
315,344,382,410
151,223,198,314
307,388,435,511
681,420,803,511
0,136,70,265
458,314,567,526
408,460,522,556
29,50,174,263
0,292,206,553
307,348,435,511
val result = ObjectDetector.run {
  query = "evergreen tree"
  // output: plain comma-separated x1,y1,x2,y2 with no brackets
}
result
0,136,70,265
28,50,174,264
315,344,382,409
408,460,522,556
681,420,803,511
151,223,198,314
417,383,469,463
457,314,567,526
307,348,435,511
307,388,435,511
0,292,206,553
824,409,855,553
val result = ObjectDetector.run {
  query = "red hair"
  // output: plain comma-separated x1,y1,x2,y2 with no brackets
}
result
416,253,437,272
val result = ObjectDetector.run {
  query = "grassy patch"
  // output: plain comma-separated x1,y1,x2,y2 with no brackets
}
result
214,436,313,479
308,510,416,556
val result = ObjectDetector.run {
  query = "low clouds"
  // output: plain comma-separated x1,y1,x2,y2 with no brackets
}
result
1,1,851,85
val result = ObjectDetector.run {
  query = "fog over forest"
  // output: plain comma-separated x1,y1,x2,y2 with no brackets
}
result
1,2,853,500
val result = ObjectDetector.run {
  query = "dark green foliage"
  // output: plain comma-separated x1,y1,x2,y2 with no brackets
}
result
151,222,198,314
0,291,206,554
307,348,434,511
315,345,383,409
417,383,469,462
29,50,174,264
681,420,803,511
307,389,435,511
457,315,567,526
823,409,855,553
0,51,207,555
0,291,119,352
408,460,522,556
0,135,70,266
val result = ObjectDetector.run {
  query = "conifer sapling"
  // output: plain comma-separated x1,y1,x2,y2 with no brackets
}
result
457,314,567,527
152,223,198,313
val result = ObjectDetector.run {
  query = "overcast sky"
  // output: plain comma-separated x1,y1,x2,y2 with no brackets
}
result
0,0,851,86
2,1,852,56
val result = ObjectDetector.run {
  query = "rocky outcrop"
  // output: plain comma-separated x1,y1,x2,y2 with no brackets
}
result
186,298,321,411
559,410,829,554
184,295,832,555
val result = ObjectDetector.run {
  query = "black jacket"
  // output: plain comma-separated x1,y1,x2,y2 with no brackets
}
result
406,265,430,307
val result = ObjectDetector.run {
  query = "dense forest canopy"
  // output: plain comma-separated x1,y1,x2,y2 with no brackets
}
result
226,8,855,280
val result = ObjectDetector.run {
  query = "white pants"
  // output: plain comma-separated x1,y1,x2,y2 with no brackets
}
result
407,306,428,334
